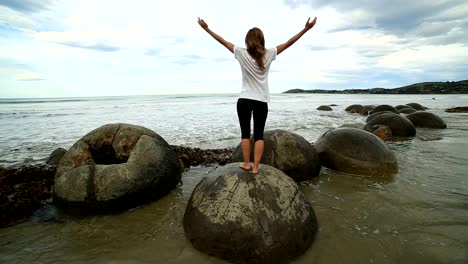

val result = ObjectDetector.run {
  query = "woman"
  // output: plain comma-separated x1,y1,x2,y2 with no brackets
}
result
198,16,317,174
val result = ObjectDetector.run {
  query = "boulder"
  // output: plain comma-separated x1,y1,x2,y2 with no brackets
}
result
230,129,321,182
46,148,67,165
406,103,426,111
54,123,181,213
345,104,369,115
369,104,398,115
364,112,416,137
445,107,468,113
317,105,332,111
314,128,398,176
395,105,413,111
183,163,318,264
406,112,447,129
398,108,417,114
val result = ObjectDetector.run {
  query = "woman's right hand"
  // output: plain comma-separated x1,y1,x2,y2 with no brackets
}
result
305,17,317,30
198,17,208,29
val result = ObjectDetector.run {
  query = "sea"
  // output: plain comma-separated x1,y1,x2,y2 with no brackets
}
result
0,93,467,263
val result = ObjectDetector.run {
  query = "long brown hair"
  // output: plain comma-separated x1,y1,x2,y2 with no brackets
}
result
245,27,266,71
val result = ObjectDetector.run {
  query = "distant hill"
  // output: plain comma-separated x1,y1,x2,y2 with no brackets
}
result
283,80,468,94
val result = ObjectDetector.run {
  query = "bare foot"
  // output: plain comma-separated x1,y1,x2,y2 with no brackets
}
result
239,163,251,171
252,166,259,175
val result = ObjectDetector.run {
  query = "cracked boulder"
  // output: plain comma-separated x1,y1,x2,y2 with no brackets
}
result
54,123,181,214
315,128,398,176
230,129,321,182
183,163,318,264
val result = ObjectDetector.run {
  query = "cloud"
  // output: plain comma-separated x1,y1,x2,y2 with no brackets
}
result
35,30,121,52
0,0,53,13
0,6,36,32
16,72,44,81
284,0,468,37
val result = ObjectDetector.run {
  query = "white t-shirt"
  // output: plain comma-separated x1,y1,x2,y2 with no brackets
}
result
234,46,277,103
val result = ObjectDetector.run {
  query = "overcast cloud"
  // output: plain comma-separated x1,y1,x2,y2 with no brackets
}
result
0,0,467,97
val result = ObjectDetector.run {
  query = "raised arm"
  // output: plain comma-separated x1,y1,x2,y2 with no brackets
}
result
198,17,234,53
276,17,317,55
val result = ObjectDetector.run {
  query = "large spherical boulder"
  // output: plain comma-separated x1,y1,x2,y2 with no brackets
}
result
406,112,447,128
230,129,321,182
369,104,398,115
407,103,426,111
183,163,318,264
317,105,332,111
314,128,398,176
345,104,369,115
364,112,416,137
54,123,181,213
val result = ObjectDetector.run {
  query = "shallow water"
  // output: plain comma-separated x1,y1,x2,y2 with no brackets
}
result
1,94,468,263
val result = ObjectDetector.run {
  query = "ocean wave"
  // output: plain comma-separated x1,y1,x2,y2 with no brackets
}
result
0,97,129,105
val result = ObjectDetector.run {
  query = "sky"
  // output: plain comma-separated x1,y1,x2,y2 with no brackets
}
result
0,0,467,98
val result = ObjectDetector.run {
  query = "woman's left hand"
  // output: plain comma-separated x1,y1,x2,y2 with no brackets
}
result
198,17,208,29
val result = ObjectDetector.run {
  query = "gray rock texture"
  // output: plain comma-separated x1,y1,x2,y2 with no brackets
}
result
406,112,447,129
54,123,181,213
46,148,67,165
183,163,318,264
230,129,321,182
314,128,398,176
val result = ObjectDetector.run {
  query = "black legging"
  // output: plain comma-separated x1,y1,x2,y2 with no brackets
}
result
236,98,268,141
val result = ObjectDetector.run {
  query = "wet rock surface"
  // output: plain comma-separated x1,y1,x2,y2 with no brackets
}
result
170,145,234,167
345,104,370,115
0,164,56,227
183,163,318,264
445,107,468,113
317,105,333,111
406,112,447,129
314,128,398,176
